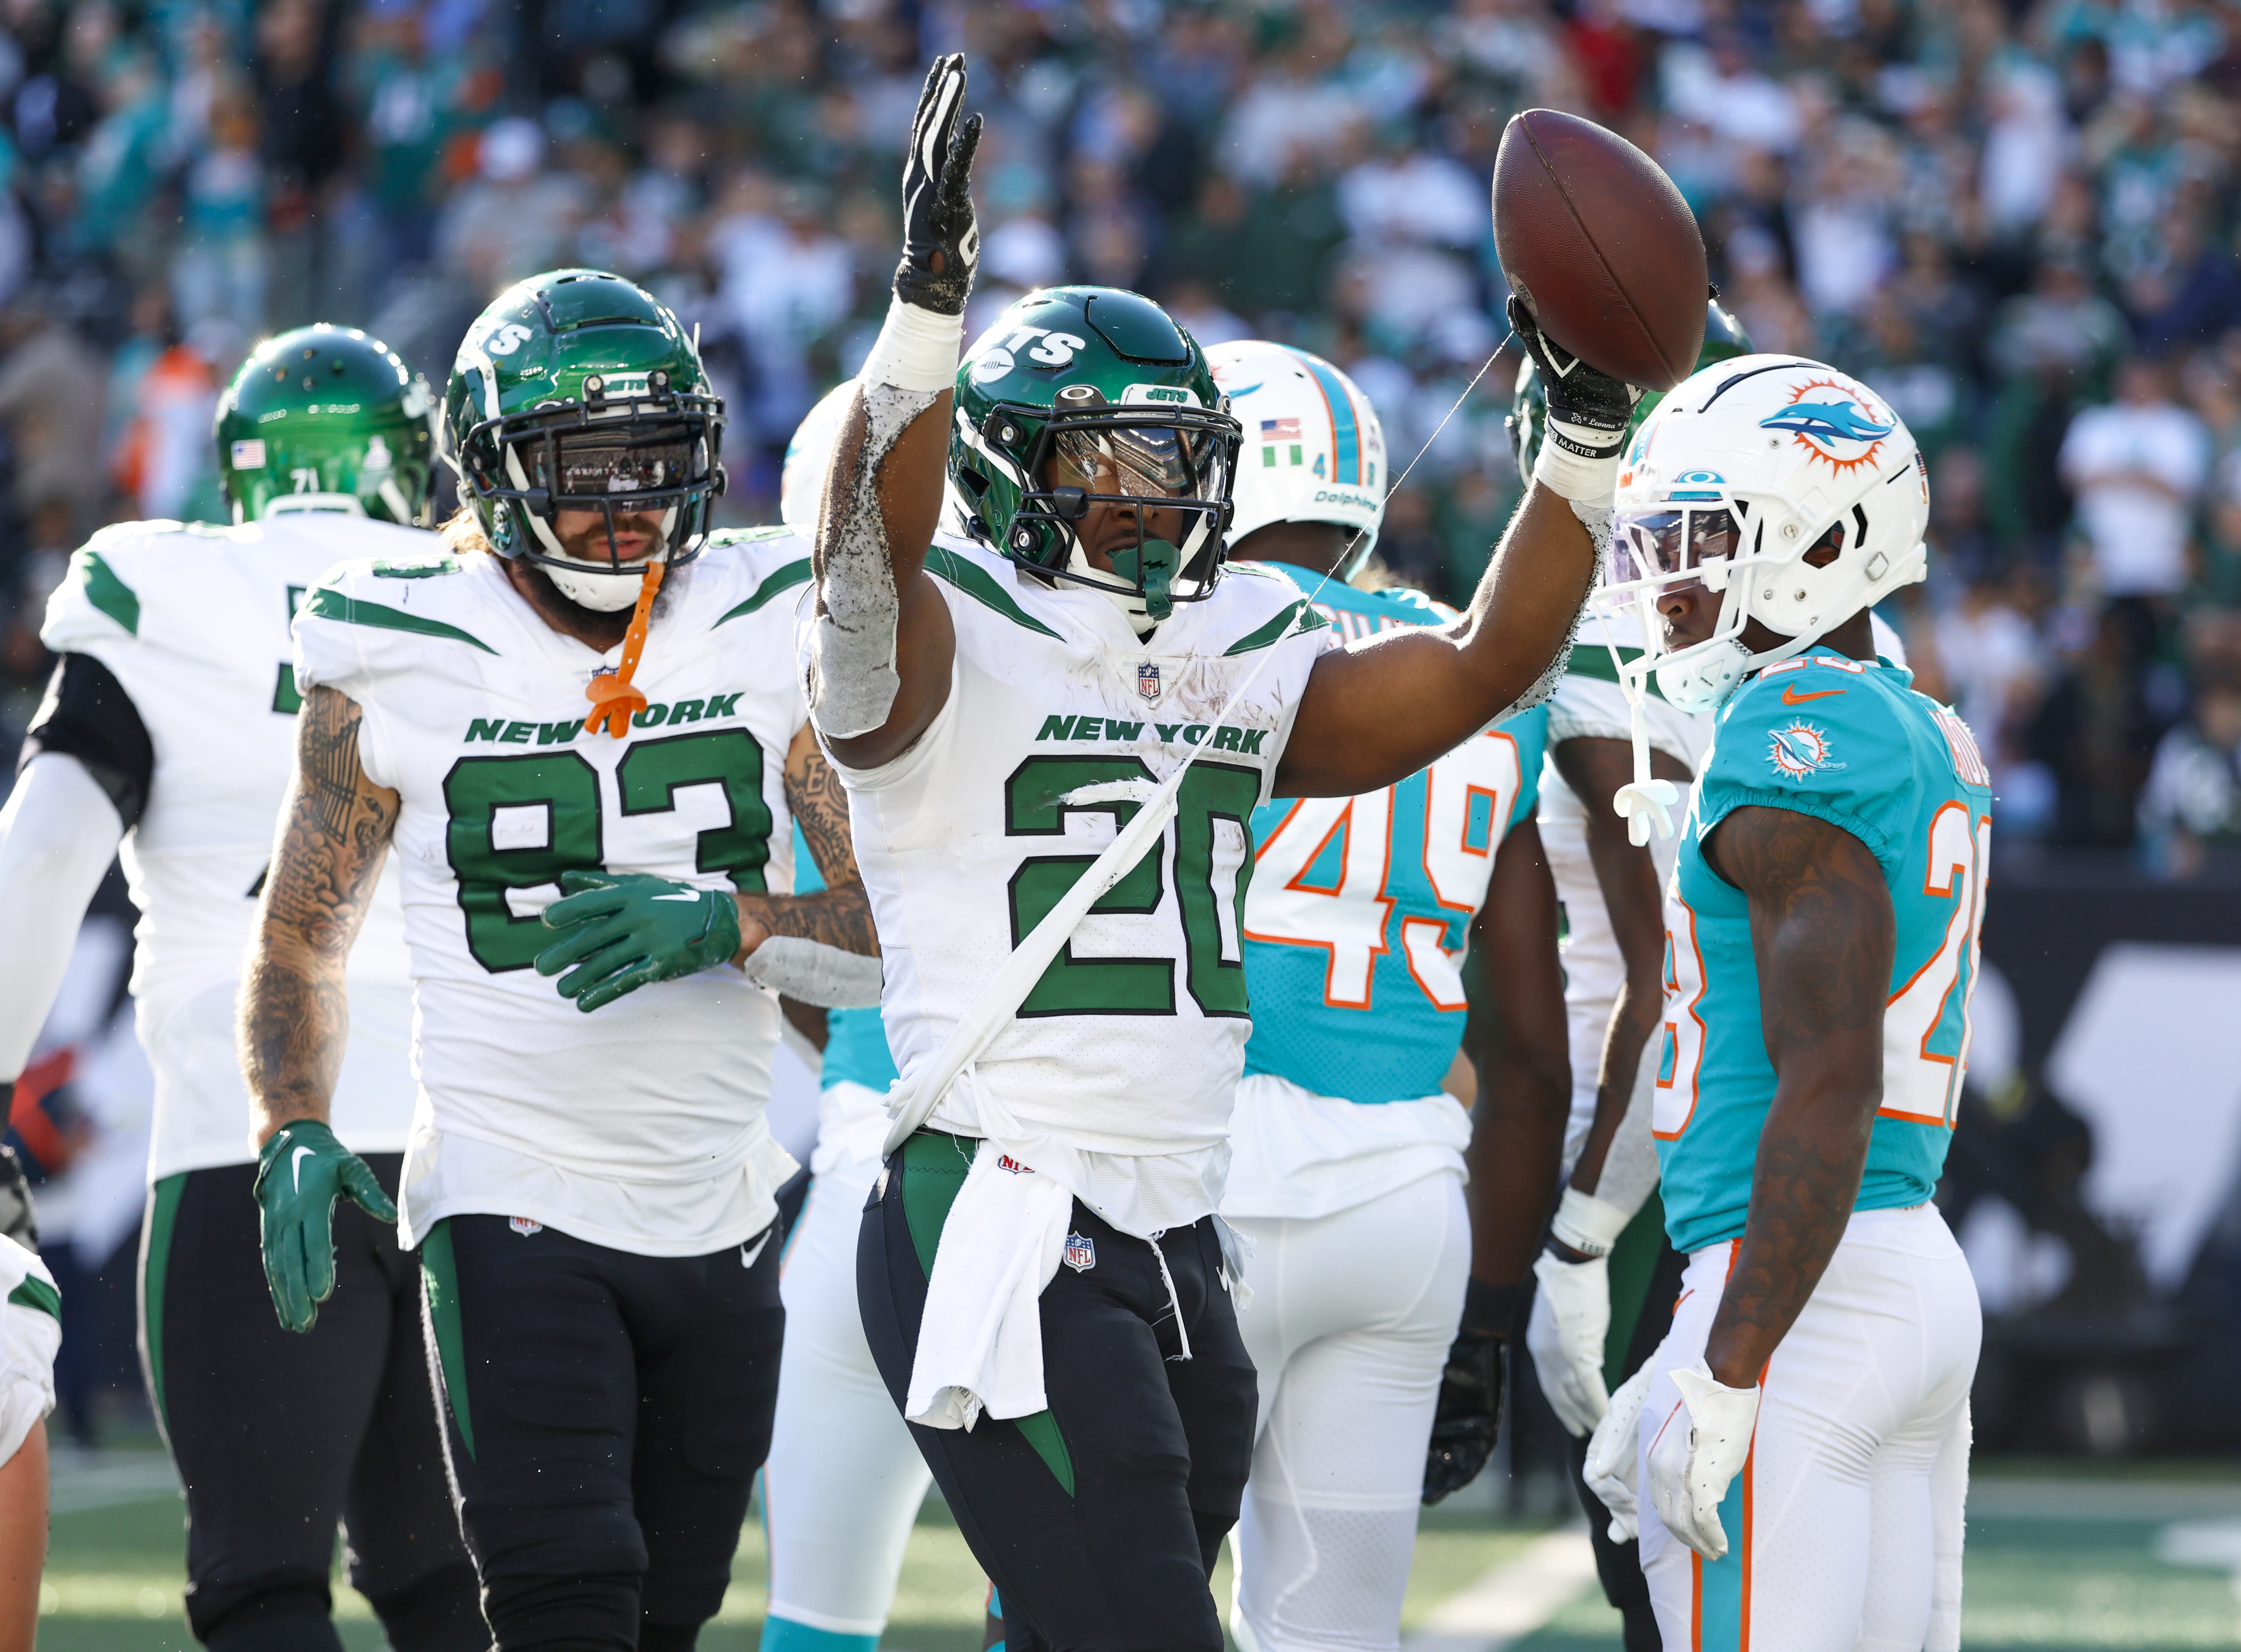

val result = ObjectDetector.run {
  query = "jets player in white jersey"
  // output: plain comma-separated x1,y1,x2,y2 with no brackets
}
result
0,327,482,1652
778,58,1629,1651
0,1146,57,1650
1208,340,1571,1652
237,271,880,1652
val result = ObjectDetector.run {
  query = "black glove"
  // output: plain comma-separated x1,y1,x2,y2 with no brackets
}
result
0,1130,37,1251
1505,293,1642,463
1424,1277,1523,1505
894,54,983,316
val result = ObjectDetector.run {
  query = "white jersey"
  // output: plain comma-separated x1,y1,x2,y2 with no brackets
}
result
816,540,1335,1235
293,531,812,1256
41,517,424,1181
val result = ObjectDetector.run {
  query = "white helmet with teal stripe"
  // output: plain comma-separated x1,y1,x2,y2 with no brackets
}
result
1207,341,1385,579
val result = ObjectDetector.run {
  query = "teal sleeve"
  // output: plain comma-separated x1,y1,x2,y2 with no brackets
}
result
1693,672,1910,866
792,821,826,895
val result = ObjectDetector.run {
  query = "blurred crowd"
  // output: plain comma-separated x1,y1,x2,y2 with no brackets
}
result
2,0,2241,870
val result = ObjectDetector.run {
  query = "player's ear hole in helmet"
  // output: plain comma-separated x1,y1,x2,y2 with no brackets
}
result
948,286,1241,625
217,324,437,527
442,269,725,613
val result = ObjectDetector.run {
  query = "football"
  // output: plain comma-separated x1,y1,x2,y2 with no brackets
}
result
1492,109,1708,392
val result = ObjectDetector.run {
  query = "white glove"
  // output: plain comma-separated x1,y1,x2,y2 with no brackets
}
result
1584,1356,1655,1543
1527,1249,1611,1436
1647,1357,1761,1561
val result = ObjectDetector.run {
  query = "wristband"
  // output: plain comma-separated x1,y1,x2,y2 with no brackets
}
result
1551,1185,1630,1259
859,296,964,395
1532,417,1624,502
1460,1277,1527,1340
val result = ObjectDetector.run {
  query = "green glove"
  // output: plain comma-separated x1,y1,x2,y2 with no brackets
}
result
254,1119,397,1334
534,870,743,1013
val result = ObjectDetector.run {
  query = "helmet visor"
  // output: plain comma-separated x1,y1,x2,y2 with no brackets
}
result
1046,420,1229,503
1612,507,1740,586
533,423,703,499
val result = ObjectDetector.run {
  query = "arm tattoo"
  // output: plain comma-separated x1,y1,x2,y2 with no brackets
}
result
1701,804,1894,1384
737,737,879,956
237,687,401,1134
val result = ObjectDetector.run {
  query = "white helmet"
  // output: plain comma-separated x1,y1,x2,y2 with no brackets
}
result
1592,354,1929,841
784,379,976,540
1206,340,1386,578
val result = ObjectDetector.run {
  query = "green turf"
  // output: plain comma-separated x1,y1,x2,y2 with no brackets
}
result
34,1453,2241,1649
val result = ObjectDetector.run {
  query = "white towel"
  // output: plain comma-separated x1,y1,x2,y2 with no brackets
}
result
905,1136,1074,1431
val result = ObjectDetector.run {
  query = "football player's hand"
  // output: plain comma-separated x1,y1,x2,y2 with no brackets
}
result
1585,1356,1657,1542
1506,293,1642,464
254,1119,396,1334
1646,1357,1760,1560
894,53,981,315
1529,1247,1612,1436
535,870,743,1014
1423,1278,1513,1504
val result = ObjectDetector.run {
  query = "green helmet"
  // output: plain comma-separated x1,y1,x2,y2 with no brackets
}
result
1507,297,1753,487
949,286,1241,620
216,325,435,525
443,269,724,607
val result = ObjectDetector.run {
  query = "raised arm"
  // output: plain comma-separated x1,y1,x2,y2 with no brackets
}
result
236,684,402,1332
1277,307,1639,800
808,55,980,771
1699,805,1892,1386
1425,818,1570,1504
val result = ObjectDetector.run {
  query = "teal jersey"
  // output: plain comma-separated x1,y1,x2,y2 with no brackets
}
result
789,824,900,1094
1656,648,1993,1253
1239,565,1548,1103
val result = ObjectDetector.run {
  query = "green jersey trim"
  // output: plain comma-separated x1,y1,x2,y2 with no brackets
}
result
142,1173,185,1429
707,525,796,546
73,548,141,636
926,547,1063,640
1223,598,1332,657
302,586,499,655
712,558,813,628
1567,642,1670,702
419,1220,476,1459
6,1271,58,1321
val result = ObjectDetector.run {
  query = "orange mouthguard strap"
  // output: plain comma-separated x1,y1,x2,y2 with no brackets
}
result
584,557,666,739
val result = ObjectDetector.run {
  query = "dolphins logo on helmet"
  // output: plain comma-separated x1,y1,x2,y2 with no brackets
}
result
1759,379,1894,473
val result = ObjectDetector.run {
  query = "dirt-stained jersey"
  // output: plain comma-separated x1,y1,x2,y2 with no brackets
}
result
814,539,1336,1236
293,529,812,1256
40,516,425,1181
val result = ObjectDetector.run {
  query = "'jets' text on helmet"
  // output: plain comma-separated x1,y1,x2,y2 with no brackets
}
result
1508,297,1752,489
444,269,723,611
1597,353,1930,715
948,286,1241,627
217,325,435,526
1207,339,1386,581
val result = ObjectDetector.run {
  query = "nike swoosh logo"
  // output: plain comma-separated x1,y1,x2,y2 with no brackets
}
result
1781,684,1846,704
291,1145,315,1193
740,1232,772,1270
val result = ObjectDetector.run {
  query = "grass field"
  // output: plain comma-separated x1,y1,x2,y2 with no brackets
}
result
32,1448,2241,1649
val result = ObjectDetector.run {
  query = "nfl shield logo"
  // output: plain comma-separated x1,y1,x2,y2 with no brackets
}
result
1063,1232,1097,1273
1137,662,1161,704
509,1217,544,1237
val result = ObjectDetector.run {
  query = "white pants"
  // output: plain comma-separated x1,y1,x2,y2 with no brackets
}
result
1639,1204,1980,1652
761,1140,934,1643
1230,1171,1471,1652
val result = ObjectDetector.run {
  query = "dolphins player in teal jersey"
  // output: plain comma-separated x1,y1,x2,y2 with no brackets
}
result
1581,358,1986,1651
1208,341,1570,1652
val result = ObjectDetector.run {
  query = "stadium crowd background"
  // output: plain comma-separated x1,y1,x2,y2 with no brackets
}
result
4,0,2241,1453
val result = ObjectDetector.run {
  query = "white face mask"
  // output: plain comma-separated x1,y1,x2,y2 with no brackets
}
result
543,556,655,611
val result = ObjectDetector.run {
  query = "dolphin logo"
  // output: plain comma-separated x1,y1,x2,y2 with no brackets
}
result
1759,400,1893,450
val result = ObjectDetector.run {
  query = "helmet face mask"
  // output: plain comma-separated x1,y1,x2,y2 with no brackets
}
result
1595,355,1929,715
446,270,725,606
950,287,1240,624
217,325,435,526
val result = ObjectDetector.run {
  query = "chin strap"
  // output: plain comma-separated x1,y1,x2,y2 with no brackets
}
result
584,558,666,739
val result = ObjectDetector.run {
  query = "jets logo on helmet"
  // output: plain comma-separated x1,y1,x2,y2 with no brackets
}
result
1207,339,1386,581
216,324,436,526
442,269,725,614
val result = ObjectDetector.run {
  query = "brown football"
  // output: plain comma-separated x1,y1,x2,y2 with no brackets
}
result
1492,110,1707,392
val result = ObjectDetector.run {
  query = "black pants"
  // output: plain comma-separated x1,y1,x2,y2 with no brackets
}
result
419,1214,784,1651
139,1157,481,1652
1568,1202,1691,1652
859,1130,1257,1652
